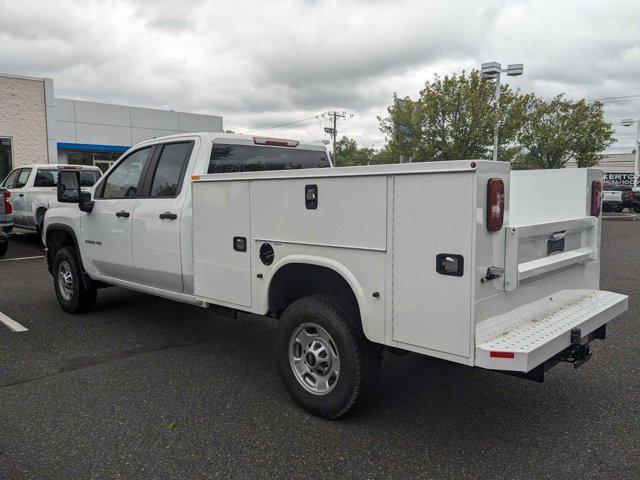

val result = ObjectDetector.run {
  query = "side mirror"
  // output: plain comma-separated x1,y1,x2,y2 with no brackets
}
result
57,170,82,203
57,170,94,213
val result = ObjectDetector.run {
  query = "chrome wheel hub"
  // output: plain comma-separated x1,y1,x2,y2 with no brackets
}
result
58,261,74,301
289,323,340,395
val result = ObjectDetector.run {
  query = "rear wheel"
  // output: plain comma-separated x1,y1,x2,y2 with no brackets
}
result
0,238,7,256
53,246,97,314
275,294,381,419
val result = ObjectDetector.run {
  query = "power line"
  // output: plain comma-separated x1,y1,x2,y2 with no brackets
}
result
591,94,640,103
254,115,320,132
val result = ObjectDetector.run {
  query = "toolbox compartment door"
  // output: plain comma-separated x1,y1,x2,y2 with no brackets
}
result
392,172,474,358
192,180,252,308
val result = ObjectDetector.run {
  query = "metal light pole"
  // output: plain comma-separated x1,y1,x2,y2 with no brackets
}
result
621,118,640,190
481,62,524,161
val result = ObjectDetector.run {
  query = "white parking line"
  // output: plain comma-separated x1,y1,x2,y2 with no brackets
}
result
0,255,44,262
0,311,28,332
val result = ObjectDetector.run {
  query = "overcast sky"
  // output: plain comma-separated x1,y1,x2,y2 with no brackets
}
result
1,0,639,151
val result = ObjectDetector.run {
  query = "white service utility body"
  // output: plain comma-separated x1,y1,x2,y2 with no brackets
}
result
44,132,628,418
192,158,626,373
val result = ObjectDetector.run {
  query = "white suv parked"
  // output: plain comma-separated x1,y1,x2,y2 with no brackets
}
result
1,164,101,237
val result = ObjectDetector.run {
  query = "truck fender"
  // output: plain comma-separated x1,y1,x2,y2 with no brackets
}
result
266,254,373,340
44,223,93,289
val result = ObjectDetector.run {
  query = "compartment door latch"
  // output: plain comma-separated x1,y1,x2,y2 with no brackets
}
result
436,254,464,277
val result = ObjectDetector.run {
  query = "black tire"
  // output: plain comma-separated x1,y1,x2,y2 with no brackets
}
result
633,205,640,214
615,205,624,213
0,240,7,257
275,294,381,419
53,246,97,314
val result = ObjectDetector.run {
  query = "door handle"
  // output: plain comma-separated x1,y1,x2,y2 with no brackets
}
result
115,210,130,218
18,194,24,197
159,212,178,220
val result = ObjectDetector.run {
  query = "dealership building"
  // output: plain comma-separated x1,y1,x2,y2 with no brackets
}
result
0,73,223,181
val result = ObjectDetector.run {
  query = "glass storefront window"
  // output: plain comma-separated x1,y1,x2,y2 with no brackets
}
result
0,138,13,183
66,150,122,173
67,151,93,166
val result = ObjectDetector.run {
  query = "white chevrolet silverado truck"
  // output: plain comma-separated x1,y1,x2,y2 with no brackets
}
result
44,132,629,419
1,164,101,239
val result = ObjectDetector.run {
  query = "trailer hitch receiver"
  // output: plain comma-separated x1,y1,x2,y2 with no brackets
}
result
556,328,592,368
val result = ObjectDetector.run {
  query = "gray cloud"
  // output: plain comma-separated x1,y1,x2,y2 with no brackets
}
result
1,0,639,150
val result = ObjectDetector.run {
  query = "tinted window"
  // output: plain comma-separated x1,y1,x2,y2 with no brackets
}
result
34,169,101,187
149,142,193,197
2,169,19,188
208,144,330,174
101,148,152,199
0,138,12,182
34,169,57,187
15,168,32,188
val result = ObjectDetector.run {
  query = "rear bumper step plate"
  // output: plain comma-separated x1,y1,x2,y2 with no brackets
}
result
475,289,628,372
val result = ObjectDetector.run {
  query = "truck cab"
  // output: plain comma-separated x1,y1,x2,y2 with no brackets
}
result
45,133,331,295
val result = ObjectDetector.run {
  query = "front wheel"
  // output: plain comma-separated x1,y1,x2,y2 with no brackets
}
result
53,246,97,314
0,239,7,256
275,295,381,419
633,204,640,214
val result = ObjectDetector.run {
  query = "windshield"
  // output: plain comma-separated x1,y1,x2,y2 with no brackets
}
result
208,144,330,174
34,169,101,187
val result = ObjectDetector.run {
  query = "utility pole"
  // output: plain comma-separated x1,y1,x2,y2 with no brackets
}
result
621,118,640,189
321,110,348,165
480,62,524,161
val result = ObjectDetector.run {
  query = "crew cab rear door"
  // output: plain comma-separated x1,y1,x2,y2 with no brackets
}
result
131,140,196,292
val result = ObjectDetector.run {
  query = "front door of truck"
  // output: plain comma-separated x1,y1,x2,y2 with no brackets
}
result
131,140,195,293
7,168,32,226
81,147,154,282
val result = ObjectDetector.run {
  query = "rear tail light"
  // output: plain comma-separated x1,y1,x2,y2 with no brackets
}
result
486,178,505,231
591,180,602,217
4,190,12,215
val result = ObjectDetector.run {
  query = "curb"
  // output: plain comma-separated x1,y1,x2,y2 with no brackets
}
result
603,214,640,221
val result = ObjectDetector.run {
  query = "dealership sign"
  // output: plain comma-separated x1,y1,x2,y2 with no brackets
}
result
604,172,635,187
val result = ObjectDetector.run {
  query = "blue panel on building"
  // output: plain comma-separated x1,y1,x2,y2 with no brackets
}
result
57,142,130,152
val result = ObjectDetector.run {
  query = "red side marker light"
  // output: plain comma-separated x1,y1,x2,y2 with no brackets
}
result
490,351,514,359
470,162,477,168
486,178,505,231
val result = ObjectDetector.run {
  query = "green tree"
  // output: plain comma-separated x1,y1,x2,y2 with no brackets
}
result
334,136,377,166
379,70,530,163
515,95,615,169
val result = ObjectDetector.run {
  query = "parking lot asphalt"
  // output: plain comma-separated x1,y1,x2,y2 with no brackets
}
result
0,224,639,480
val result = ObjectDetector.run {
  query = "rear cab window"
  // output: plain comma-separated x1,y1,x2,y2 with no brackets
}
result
208,144,330,174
